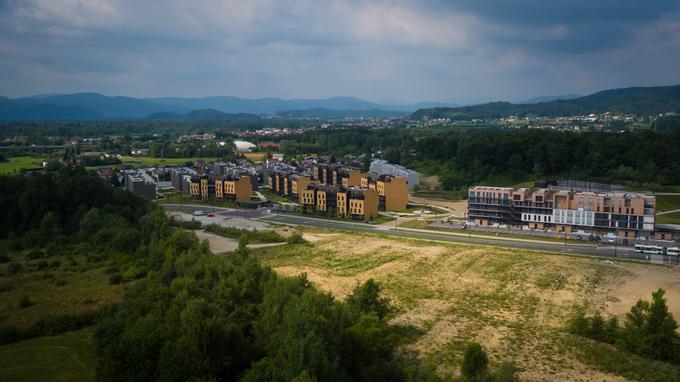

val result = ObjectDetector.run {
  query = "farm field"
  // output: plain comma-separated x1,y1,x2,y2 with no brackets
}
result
253,231,680,381
0,328,96,382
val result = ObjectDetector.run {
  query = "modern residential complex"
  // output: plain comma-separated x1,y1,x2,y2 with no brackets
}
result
187,174,253,203
170,161,255,203
467,185,656,238
267,163,409,219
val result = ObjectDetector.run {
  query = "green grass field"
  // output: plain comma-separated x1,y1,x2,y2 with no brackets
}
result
397,204,449,214
0,156,46,174
657,212,680,225
656,195,680,213
0,329,96,382
118,156,219,167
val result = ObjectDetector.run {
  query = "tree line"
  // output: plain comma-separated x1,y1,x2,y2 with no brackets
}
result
274,127,680,191
568,289,680,365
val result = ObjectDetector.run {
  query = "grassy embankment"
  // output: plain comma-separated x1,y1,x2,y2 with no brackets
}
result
0,329,96,382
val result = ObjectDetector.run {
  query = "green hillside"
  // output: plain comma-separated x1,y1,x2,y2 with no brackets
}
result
412,85,680,120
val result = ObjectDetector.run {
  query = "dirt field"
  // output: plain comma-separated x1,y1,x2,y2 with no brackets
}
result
167,211,272,230
408,195,468,216
253,231,680,381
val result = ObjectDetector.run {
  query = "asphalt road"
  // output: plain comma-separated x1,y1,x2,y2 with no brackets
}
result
160,204,653,262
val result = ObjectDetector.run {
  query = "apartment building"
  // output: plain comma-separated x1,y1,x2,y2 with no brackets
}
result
467,185,656,238
313,163,355,185
123,169,156,200
362,173,409,211
169,167,196,194
188,174,252,203
269,163,408,218
300,184,379,220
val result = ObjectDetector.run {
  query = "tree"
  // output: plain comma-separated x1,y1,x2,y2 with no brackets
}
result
603,316,620,344
361,152,372,173
346,279,391,320
644,289,679,361
461,342,489,381
589,312,605,342
237,233,249,256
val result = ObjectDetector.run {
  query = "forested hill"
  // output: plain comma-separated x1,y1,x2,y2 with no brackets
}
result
412,85,680,120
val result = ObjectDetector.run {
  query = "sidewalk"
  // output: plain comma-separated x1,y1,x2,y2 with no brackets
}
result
395,226,594,246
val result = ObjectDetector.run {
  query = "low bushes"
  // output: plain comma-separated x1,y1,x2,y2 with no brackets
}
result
204,223,285,244
0,308,106,345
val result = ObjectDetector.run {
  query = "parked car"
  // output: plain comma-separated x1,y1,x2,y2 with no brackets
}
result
192,210,205,216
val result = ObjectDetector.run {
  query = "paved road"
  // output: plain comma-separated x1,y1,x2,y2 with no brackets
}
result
259,213,650,261
160,203,651,262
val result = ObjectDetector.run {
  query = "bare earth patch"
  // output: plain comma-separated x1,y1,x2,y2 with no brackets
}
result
194,230,286,254
603,263,680,318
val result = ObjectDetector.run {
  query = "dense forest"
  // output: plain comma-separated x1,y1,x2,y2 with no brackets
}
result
412,85,680,120
277,127,680,191
0,119,317,143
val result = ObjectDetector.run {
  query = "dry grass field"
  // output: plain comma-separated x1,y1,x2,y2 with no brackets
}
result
253,231,680,382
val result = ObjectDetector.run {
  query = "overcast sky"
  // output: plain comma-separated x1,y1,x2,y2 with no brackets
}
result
1,0,680,104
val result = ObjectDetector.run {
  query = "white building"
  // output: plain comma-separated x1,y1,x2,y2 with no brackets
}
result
234,140,257,152
369,159,420,190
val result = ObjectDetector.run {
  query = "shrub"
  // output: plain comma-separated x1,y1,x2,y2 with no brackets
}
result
8,261,22,274
286,232,307,245
122,266,146,281
25,249,45,260
19,295,33,309
204,224,285,243
0,253,10,263
0,327,23,345
0,283,14,293
108,273,123,285
103,265,120,275
50,260,61,268
36,260,49,270
461,342,489,381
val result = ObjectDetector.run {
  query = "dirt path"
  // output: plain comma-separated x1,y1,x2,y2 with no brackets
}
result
408,196,468,216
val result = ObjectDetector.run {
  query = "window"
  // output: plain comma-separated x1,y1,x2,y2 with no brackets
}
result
579,197,584,204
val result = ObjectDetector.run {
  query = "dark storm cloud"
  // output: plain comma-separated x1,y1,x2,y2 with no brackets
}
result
0,0,679,103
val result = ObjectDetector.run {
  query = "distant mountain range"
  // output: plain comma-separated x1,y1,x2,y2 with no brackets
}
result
0,93,457,121
2,85,679,122
412,85,680,120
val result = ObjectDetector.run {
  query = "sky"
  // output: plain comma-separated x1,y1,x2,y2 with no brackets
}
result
1,0,680,104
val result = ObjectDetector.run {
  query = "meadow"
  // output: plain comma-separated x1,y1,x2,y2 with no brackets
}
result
253,231,680,382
